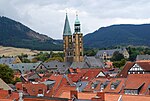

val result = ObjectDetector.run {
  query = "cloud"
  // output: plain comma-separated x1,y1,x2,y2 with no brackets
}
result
0,0,150,39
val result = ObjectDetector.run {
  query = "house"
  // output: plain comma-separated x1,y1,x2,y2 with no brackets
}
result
84,78,125,94
96,48,129,61
124,74,150,95
136,54,150,62
118,61,150,78
35,61,71,74
8,63,40,74
0,57,22,65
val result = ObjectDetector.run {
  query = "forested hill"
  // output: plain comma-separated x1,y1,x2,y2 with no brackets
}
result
83,24,150,48
0,16,62,50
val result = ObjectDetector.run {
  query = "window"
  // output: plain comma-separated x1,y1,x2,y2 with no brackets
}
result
111,85,115,90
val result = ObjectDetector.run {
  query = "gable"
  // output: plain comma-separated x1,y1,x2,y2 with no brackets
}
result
36,63,47,71
96,72,105,77
129,63,144,71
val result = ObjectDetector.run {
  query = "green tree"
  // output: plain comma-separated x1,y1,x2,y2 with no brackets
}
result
0,64,14,83
113,59,126,68
11,77,21,85
111,51,124,61
46,57,63,62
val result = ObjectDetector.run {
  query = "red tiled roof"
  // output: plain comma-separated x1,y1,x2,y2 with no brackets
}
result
103,78,125,93
59,91,150,101
81,69,102,81
0,90,19,100
117,62,134,78
84,78,108,92
137,62,150,71
118,61,150,78
124,74,150,95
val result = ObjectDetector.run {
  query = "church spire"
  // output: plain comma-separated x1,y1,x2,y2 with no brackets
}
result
63,13,72,36
74,13,81,33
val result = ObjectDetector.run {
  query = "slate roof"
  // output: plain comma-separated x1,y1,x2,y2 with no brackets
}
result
96,49,120,57
63,13,72,36
0,78,13,91
43,61,71,74
8,63,40,74
76,81,89,92
70,62,89,68
84,56,105,68
96,48,127,57
43,61,71,69
0,57,16,64
136,55,150,60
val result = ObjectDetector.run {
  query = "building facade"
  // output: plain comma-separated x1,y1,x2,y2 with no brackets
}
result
63,13,83,62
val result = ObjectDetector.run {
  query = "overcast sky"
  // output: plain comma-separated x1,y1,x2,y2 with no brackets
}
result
0,0,150,39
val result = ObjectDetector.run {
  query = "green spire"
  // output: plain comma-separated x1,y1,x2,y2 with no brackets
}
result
75,14,80,25
63,13,72,36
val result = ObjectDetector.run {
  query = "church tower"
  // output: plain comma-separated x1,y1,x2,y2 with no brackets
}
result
73,14,84,62
63,13,73,62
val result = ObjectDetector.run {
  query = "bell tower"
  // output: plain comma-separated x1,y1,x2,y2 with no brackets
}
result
63,13,73,62
73,14,84,62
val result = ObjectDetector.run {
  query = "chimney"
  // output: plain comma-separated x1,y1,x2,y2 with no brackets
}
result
8,90,12,95
70,90,78,99
96,92,105,101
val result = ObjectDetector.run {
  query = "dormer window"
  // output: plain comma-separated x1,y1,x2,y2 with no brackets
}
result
101,84,104,90
111,80,121,90
91,81,100,89
111,84,115,90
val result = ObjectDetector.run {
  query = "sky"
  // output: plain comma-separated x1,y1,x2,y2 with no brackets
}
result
0,0,150,39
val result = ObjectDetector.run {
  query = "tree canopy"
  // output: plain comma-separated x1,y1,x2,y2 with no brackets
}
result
0,64,14,84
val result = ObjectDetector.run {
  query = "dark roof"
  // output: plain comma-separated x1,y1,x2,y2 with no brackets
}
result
8,63,40,74
43,61,71,69
0,57,16,64
136,55,150,60
70,62,89,68
96,48,127,57
76,81,88,92
84,56,104,68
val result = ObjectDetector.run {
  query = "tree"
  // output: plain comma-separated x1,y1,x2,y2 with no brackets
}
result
111,51,124,61
113,59,126,68
45,57,63,62
0,64,14,83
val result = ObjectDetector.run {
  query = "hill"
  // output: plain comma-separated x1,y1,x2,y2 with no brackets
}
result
0,16,62,50
83,24,150,48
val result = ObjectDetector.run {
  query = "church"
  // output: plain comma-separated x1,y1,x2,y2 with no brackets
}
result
63,13,83,62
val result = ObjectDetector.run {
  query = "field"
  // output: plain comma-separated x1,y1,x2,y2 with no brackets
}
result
0,46,40,57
